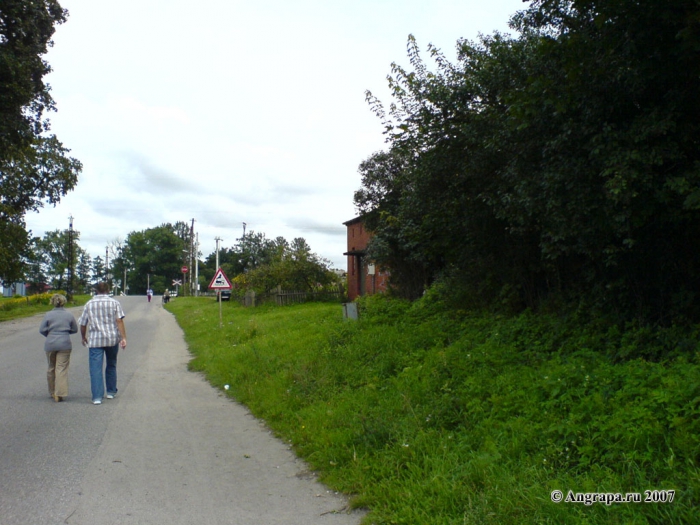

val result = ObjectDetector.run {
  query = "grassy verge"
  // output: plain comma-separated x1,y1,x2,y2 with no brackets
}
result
0,293,90,322
167,295,700,524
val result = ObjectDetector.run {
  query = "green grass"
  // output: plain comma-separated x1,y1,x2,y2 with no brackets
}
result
167,294,700,524
0,293,90,321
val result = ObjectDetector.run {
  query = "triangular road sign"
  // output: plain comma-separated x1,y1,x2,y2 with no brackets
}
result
208,267,233,289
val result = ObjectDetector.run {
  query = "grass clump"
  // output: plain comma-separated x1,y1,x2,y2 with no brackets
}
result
167,295,700,524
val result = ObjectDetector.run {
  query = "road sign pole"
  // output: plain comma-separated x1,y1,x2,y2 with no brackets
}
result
208,267,232,329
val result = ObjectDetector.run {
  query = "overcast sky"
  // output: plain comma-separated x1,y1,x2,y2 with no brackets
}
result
26,0,527,270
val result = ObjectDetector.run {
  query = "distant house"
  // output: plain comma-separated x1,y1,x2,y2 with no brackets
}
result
1,282,27,297
343,216,389,301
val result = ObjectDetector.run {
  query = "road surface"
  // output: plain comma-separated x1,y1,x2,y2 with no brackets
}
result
0,296,364,525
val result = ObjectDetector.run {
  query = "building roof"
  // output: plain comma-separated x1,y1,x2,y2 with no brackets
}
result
343,216,364,226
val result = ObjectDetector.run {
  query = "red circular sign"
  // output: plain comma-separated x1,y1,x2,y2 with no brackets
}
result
181,266,188,273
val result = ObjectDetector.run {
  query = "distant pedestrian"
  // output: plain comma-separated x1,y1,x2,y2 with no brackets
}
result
147,288,153,303
79,282,127,405
39,294,78,402
162,289,170,304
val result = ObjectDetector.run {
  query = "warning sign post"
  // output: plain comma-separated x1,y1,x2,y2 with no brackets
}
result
208,267,232,327
208,268,232,290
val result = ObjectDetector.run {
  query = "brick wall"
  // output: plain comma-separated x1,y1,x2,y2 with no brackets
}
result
344,217,388,301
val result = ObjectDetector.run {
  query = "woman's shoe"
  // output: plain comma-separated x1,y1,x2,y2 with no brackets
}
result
53,394,63,402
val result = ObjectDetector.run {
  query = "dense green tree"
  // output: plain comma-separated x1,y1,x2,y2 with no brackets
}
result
0,1,82,282
202,231,284,284
0,220,28,285
239,236,340,294
355,150,436,299
202,232,339,295
114,223,189,295
235,231,278,272
75,250,91,293
1,0,65,151
357,0,700,322
27,228,80,291
23,236,49,293
281,237,338,292
91,255,105,285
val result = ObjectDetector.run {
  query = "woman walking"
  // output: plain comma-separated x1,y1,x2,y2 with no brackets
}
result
39,294,78,402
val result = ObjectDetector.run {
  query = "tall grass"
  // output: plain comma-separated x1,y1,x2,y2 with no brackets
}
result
168,295,700,524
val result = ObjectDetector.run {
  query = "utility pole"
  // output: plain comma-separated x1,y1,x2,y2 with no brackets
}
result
242,222,246,238
215,237,222,269
67,215,74,301
190,218,195,296
195,232,199,296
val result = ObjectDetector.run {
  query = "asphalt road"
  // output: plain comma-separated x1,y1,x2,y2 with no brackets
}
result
0,296,364,525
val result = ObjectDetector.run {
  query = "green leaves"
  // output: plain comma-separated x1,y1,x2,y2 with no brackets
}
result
118,223,190,294
1,2,80,282
0,135,81,221
356,0,700,322
0,0,67,153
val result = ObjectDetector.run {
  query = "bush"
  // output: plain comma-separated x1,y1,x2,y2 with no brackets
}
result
0,292,53,311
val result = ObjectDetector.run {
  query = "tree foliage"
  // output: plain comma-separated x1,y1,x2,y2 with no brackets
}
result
1,0,64,150
202,231,286,285
356,0,700,322
24,227,88,293
202,231,339,295
241,237,339,293
0,1,81,282
114,223,190,295
91,255,105,285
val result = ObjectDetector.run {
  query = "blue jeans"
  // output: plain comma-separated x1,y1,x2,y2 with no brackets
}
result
89,345,119,401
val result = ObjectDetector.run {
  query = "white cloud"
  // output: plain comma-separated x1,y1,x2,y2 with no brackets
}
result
27,0,526,270
115,97,190,125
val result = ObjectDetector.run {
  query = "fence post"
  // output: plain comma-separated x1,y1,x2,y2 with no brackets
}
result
245,290,256,307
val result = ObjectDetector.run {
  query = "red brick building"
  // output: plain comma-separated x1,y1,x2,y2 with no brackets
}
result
343,216,389,301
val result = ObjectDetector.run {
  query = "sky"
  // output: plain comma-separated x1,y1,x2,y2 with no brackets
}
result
26,0,527,270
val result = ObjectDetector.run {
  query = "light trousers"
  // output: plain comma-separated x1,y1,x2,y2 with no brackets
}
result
46,350,71,398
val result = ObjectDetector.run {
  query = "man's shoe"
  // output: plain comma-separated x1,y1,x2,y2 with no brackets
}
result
106,394,115,399
93,399,102,405
53,394,63,402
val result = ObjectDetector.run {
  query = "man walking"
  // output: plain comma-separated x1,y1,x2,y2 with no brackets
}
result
79,282,127,405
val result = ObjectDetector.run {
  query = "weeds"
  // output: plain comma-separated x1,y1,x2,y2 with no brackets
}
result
168,295,700,524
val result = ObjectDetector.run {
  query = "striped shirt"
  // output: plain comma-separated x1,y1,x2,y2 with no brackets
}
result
78,295,126,348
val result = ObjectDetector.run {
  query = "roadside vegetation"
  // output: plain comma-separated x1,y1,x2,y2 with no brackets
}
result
4,3,698,522
356,0,700,326
167,294,699,524
0,293,89,322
